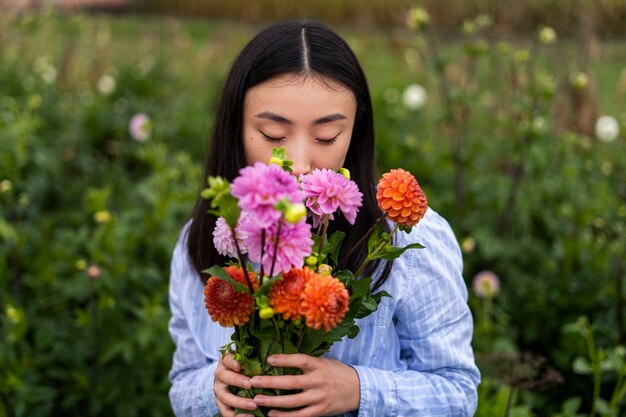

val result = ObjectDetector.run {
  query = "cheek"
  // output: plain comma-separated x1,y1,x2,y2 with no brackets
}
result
244,135,273,165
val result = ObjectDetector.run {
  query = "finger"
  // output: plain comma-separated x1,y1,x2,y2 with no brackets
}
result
215,397,234,417
215,367,252,389
254,391,319,409
222,353,242,372
266,404,324,417
214,384,258,411
249,374,310,391
267,354,317,371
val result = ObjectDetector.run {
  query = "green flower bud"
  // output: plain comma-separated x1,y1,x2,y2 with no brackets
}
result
305,255,318,267
268,157,283,167
381,232,391,242
338,167,351,180
259,307,274,319
318,264,332,275
285,203,307,223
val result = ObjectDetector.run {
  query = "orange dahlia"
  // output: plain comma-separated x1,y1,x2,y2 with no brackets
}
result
204,265,258,327
269,267,315,320
376,168,428,227
299,274,349,331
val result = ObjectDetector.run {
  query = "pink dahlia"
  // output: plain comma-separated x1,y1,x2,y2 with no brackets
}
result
300,169,363,227
231,162,303,228
212,216,249,258
240,219,313,276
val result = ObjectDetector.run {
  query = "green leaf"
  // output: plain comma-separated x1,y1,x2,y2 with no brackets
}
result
351,277,372,298
203,265,249,293
334,269,355,287
347,325,360,339
594,398,615,417
241,358,263,376
367,222,383,254
361,297,378,312
572,357,593,375
371,242,425,260
256,273,283,296
561,397,582,415
250,325,277,341
326,231,345,265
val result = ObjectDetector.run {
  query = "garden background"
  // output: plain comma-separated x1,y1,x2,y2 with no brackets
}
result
1,0,625,416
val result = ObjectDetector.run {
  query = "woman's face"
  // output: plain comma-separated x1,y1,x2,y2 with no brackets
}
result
243,74,356,175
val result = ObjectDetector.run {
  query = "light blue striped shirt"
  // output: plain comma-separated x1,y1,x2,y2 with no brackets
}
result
168,208,480,416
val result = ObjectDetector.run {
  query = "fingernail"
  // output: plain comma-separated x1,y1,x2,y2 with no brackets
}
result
267,356,276,365
254,396,265,405
246,400,257,409
242,378,251,389
250,377,263,387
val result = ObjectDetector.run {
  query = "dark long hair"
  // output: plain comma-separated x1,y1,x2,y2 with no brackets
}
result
187,20,392,290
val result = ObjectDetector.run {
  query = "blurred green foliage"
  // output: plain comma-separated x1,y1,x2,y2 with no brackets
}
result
0,8,625,417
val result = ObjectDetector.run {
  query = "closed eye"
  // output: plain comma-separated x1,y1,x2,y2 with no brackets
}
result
259,130,285,143
315,131,342,144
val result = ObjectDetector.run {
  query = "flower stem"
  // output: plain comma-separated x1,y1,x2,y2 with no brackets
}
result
353,224,398,278
317,215,329,258
337,216,386,269
269,220,283,278
231,228,253,294
260,229,266,286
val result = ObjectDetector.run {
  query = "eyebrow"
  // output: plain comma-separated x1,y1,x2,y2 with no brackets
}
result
255,111,346,126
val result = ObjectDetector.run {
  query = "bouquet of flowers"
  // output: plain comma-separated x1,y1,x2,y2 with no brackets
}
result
202,148,428,417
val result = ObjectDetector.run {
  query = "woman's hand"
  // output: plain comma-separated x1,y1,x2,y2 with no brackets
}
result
213,353,258,417
250,354,360,417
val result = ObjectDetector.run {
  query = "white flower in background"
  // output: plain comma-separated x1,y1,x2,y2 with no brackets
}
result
402,84,428,110
538,26,557,45
129,113,151,142
34,55,57,84
97,75,116,96
595,115,620,142
406,7,430,31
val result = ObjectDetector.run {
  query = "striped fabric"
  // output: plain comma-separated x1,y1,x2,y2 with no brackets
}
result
168,208,480,416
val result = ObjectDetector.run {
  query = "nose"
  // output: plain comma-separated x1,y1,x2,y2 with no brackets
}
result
288,142,311,176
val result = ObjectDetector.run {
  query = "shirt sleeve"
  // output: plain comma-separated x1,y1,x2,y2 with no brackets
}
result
352,211,480,417
168,230,220,417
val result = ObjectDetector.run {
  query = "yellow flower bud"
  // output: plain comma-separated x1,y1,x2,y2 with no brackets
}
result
268,157,283,167
285,203,307,223
259,307,274,319
338,168,351,180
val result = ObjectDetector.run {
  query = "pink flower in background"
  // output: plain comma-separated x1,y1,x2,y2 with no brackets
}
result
472,270,500,298
213,216,249,258
300,169,362,227
231,162,303,228
240,219,313,275
129,113,151,142
86,264,102,279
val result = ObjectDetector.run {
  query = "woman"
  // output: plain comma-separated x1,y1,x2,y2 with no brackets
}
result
168,20,480,417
